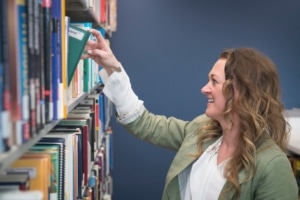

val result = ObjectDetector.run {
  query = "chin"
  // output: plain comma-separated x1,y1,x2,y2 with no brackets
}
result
205,110,217,120
205,110,212,118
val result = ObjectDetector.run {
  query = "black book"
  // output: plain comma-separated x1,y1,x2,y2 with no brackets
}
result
38,0,46,127
42,0,52,123
26,0,37,136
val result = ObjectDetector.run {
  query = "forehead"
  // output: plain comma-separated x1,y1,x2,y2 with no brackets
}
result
209,58,226,78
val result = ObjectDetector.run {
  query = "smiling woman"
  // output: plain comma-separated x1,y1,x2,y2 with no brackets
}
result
83,27,298,200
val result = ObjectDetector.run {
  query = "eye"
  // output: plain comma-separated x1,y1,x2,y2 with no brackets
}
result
212,79,218,86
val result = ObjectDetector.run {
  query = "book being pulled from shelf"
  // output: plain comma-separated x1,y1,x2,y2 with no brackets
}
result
67,24,91,86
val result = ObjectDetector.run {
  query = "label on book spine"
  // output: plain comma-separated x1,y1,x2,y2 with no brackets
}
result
69,28,84,40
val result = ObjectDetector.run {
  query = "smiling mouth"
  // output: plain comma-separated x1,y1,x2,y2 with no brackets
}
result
208,98,214,103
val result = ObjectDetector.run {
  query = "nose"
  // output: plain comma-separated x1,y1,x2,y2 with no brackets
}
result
201,83,210,95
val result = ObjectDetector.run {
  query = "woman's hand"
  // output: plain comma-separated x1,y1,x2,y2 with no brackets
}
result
81,29,121,76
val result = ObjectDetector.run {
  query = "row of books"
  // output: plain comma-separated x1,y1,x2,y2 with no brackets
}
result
0,0,110,152
0,93,114,200
66,0,117,33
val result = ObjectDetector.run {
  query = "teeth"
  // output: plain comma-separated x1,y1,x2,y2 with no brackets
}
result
208,99,214,103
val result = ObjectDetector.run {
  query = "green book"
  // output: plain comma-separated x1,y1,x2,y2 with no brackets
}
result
67,24,91,86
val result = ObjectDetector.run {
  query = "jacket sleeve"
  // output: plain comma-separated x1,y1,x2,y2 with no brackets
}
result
121,109,209,151
254,154,298,200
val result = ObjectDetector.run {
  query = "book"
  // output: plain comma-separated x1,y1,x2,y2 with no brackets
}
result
0,174,30,191
67,24,91,86
5,153,51,200
45,132,77,200
77,98,97,160
17,0,30,142
29,144,60,200
88,93,101,148
8,0,29,145
51,126,83,199
70,22,93,93
26,0,37,137
108,0,117,32
61,14,69,119
0,190,43,200
100,0,107,25
42,0,53,123
1,0,12,151
51,0,62,121
56,119,91,186
38,137,65,200
0,0,4,152
36,0,46,129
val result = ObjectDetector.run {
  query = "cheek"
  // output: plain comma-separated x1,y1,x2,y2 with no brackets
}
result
217,93,227,109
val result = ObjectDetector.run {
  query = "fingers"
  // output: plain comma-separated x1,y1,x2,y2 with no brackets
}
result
84,40,96,52
89,29,111,52
81,53,90,60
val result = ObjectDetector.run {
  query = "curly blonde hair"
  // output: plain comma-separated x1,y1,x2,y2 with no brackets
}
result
196,47,290,198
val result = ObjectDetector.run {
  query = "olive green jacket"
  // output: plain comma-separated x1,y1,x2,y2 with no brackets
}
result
122,109,298,200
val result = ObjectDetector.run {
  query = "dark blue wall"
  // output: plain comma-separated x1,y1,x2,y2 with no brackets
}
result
109,1,300,199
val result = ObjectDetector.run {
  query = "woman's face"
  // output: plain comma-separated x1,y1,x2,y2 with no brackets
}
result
201,58,227,122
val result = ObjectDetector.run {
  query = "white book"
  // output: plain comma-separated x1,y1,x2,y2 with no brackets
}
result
0,190,43,200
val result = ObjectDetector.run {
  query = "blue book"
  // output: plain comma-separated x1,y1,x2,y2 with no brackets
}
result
17,0,30,142
51,0,62,120
99,92,106,133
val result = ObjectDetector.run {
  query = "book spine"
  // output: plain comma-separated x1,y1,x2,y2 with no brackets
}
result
0,6,3,152
42,0,53,123
0,0,4,153
99,92,106,133
26,0,37,137
61,2,67,118
37,0,46,128
51,0,58,120
83,58,90,93
17,0,30,142
1,0,11,151
52,0,63,119
100,0,107,24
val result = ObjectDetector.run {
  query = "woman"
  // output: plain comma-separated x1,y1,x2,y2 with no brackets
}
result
83,29,298,200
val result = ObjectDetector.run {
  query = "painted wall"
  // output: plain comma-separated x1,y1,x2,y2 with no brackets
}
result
109,1,300,199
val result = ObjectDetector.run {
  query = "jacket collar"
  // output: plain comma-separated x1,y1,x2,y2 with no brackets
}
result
165,135,219,186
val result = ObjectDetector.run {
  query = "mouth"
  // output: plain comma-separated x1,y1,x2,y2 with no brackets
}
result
208,98,214,103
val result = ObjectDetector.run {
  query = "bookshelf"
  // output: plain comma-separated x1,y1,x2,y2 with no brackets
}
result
0,120,60,172
0,0,116,199
66,0,103,28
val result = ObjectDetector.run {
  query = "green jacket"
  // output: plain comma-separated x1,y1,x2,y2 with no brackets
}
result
122,109,298,200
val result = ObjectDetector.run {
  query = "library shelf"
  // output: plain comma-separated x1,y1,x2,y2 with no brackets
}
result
0,120,60,172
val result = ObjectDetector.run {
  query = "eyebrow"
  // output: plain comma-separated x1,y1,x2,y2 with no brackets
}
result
209,73,219,79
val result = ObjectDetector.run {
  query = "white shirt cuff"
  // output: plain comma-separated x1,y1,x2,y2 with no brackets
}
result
99,65,145,124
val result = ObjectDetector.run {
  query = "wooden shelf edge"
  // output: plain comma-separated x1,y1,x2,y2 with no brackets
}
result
0,120,60,172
